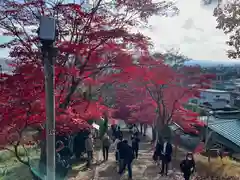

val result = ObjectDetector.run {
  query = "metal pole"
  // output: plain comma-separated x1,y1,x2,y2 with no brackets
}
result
43,45,56,180
205,113,209,149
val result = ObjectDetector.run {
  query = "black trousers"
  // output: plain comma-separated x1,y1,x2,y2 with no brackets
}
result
160,156,169,175
119,160,132,179
133,148,139,159
115,151,119,161
184,173,191,180
102,146,109,160
86,151,93,167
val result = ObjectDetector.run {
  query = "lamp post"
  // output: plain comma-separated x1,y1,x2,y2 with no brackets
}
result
38,16,57,180
205,110,213,149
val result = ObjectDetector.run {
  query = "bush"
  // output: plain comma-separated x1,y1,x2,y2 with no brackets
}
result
194,155,240,177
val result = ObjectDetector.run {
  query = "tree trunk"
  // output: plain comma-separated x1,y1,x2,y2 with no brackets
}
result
152,125,158,143
174,134,180,159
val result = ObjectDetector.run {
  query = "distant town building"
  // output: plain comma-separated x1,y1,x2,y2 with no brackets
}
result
230,92,240,108
191,89,231,109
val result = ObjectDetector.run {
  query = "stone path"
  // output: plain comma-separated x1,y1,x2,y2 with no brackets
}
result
68,130,187,180
93,150,182,180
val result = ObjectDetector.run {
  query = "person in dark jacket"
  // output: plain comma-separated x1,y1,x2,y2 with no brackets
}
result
153,140,162,165
115,126,123,139
117,136,124,171
111,124,117,140
159,138,172,176
180,152,195,180
131,134,140,159
118,140,134,180
55,141,72,179
102,134,111,161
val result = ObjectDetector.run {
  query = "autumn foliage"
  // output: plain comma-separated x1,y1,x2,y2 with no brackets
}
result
112,58,214,134
0,0,179,151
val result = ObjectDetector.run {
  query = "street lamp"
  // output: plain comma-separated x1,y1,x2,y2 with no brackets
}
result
38,16,57,180
205,110,213,149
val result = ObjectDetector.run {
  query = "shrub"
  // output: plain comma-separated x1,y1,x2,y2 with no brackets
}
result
194,155,240,177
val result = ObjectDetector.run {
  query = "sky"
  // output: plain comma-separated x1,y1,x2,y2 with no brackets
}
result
139,0,233,61
0,0,239,70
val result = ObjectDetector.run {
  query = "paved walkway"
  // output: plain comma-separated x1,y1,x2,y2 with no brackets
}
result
68,130,187,180
93,150,182,180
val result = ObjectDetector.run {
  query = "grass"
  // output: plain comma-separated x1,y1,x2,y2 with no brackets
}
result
0,144,88,180
195,154,240,177
0,145,40,180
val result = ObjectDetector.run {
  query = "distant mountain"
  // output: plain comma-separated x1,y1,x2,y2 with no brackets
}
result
184,60,240,67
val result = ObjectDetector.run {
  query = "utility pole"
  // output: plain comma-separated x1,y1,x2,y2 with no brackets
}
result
38,16,57,180
205,111,213,149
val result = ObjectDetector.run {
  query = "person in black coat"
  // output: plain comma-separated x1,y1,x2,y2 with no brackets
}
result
118,140,134,180
115,126,123,139
180,152,195,180
131,134,140,159
117,137,125,171
159,138,172,176
55,141,73,179
153,140,162,165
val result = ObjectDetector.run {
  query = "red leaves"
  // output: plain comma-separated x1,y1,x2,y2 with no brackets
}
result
114,55,213,129
0,60,114,145
0,0,203,147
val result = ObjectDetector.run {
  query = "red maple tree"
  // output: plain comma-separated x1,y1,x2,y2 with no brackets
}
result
113,57,215,139
0,0,178,169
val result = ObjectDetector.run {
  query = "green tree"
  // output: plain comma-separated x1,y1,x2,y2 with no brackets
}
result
214,1,240,59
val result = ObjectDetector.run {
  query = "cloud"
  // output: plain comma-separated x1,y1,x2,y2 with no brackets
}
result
0,0,236,65
139,0,232,61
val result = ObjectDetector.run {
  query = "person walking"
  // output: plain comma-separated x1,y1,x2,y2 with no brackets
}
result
132,124,139,136
153,139,162,165
115,126,123,139
131,133,140,159
140,123,143,135
143,124,147,136
118,140,134,180
102,134,111,161
159,138,172,176
180,152,196,180
112,136,122,163
85,133,94,168
94,136,102,164
111,124,117,141
117,136,125,172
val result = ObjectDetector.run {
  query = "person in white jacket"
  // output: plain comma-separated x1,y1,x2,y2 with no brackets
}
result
111,136,122,162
